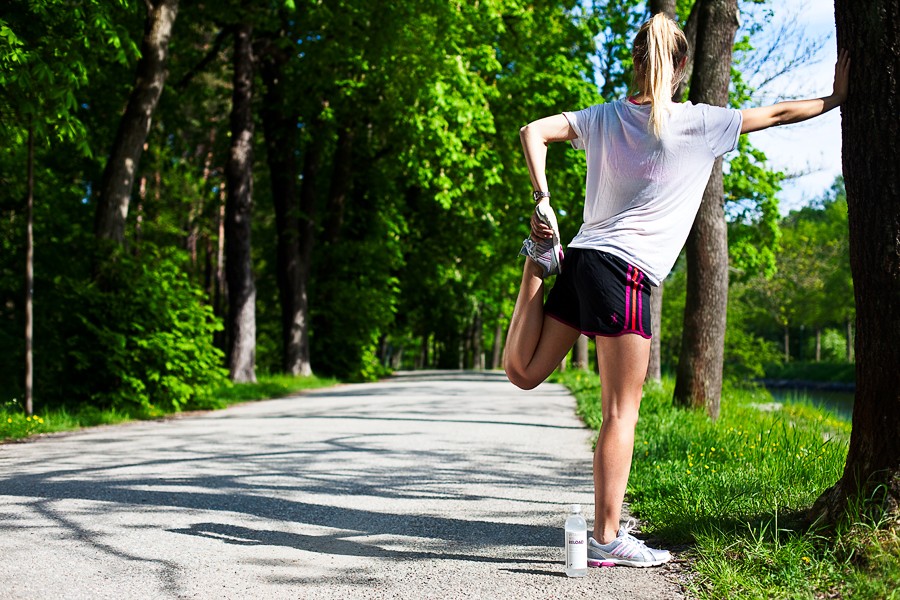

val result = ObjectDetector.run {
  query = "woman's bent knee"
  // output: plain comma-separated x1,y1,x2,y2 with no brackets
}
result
504,364,541,390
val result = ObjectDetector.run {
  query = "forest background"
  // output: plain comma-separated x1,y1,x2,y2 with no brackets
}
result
0,0,855,416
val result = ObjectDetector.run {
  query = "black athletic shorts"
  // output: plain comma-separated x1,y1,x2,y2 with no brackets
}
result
544,248,652,339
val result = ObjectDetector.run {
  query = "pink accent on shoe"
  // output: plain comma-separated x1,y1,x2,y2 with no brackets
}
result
588,558,617,567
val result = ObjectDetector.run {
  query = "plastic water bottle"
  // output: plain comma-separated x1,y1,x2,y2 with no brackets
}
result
564,504,588,577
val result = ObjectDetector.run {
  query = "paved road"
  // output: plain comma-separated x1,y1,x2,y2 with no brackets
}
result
0,371,684,599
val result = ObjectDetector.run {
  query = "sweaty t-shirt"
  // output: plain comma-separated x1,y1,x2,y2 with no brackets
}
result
563,99,742,286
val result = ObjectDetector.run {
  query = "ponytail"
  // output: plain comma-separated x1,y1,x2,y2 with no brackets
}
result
633,14,688,138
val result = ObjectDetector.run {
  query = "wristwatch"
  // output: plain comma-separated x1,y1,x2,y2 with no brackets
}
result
532,190,551,203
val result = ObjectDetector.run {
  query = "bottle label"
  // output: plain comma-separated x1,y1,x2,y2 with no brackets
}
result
566,530,587,569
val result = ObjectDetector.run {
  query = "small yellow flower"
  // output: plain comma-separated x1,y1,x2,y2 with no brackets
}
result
686,469,691,474
6,418,10,424
38,418,44,424
801,556,810,563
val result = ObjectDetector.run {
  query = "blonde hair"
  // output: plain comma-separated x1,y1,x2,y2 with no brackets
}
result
632,14,689,138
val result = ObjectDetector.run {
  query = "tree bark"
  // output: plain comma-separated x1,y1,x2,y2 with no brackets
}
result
490,318,504,370
260,46,312,377
573,334,589,371
324,127,354,244
812,0,900,523
673,0,739,420
784,325,790,362
214,185,227,343
646,0,674,384
94,0,178,244
815,327,822,362
647,284,663,381
645,0,692,383
24,122,34,417
418,334,429,369
649,0,676,16
471,307,484,370
187,130,216,267
224,23,256,383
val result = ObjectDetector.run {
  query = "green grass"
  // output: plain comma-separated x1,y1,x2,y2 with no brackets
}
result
210,373,339,406
1,373,338,443
555,370,899,600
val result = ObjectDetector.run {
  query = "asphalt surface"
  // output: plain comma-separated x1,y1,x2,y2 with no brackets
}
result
0,370,685,599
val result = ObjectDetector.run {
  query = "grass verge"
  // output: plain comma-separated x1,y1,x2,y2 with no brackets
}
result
1,373,337,443
555,369,899,600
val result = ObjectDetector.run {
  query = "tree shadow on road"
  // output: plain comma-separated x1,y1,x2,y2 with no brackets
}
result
168,521,558,566
0,370,591,573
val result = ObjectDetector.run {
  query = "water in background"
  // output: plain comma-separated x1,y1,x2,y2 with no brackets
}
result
768,388,854,421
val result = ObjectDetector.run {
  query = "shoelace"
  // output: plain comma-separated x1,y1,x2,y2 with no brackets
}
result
618,518,648,548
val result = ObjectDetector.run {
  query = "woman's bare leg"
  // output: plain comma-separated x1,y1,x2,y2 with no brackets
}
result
503,259,579,390
592,333,651,543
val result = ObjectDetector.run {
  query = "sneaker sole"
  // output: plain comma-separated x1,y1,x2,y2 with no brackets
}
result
588,556,669,568
548,239,564,276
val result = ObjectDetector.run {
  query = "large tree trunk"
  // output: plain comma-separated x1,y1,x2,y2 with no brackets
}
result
812,0,900,524
672,0,738,420
224,23,256,383
260,48,312,377
24,122,34,417
645,0,675,384
94,0,178,244
644,0,695,383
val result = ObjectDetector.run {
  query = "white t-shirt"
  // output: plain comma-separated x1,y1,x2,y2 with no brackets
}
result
563,99,742,286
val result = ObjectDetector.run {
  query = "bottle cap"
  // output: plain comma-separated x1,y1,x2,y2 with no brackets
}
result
570,504,581,513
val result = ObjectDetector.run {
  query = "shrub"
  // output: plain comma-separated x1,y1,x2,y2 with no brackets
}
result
52,248,227,413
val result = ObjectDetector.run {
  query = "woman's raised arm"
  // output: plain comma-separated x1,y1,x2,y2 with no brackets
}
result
519,114,578,194
740,49,850,134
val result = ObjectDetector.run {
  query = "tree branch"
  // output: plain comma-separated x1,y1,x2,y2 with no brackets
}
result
176,26,233,91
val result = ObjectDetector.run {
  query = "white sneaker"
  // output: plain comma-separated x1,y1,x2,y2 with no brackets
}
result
588,519,672,567
534,202,563,269
519,236,563,278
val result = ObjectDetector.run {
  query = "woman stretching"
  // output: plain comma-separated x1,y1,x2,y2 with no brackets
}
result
504,14,849,567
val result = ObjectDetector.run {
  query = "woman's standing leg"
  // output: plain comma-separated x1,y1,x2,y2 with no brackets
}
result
503,259,579,390
592,333,651,543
